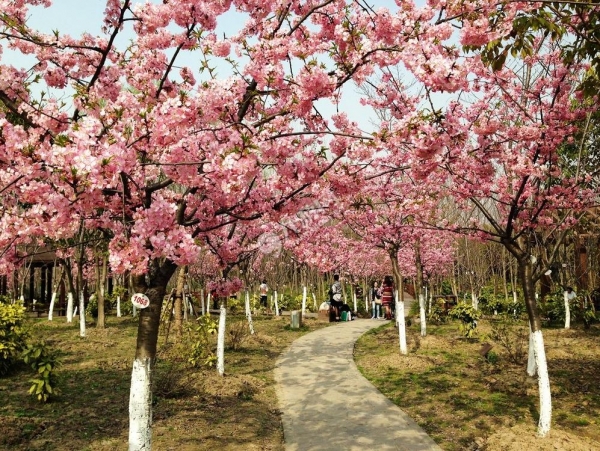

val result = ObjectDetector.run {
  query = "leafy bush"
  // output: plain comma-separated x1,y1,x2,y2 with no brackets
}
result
185,315,218,368
0,302,28,376
488,320,528,365
477,288,525,317
428,298,448,324
227,319,250,351
538,289,583,326
449,303,481,337
85,294,98,318
21,342,61,402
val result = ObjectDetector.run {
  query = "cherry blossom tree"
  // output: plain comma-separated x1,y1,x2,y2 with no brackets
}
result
0,1,438,448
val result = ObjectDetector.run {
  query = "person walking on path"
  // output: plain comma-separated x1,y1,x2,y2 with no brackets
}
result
274,319,442,451
371,281,382,319
329,274,343,321
380,275,395,320
259,279,270,312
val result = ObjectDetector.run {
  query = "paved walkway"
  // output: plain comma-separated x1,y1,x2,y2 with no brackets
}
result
274,317,442,451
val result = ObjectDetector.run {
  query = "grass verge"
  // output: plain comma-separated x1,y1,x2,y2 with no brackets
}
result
354,319,600,451
0,314,329,451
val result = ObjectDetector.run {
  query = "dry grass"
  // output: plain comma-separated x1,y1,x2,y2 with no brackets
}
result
0,314,330,451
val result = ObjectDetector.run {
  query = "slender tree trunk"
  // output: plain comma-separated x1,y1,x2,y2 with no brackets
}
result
563,290,571,329
79,291,86,338
527,321,537,376
128,260,176,451
518,258,552,437
274,290,279,316
117,295,122,317
96,253,108,329
301,285,307,314
216,303,226,376
389,248,407,355
200,287,205,315
414,242,427,337
245,288,255,335
66,292,74,323
64,262,75,323
48,267,63,321
174,266,186,340
396,299,407,354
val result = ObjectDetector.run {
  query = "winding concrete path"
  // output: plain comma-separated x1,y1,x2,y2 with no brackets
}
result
274,317,442,451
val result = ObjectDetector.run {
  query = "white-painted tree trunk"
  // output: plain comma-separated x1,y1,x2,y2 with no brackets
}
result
128,357,153,451
132,305,137,318
207,292,211,312
471,290,478,310
117,295,122,317
527,326,537,377
274,290,279,316
353,291,357,312
396,300,407,355
66,292,74,322
532,330,552,437
216,305,226,376
48,292,56,321
301,285,307,315
563,291,571,329
394,290,399,326
183,295,189,322
245,289,255,335
312,292,317,310
79,291,86,338
200,289,205,315
365,295,369,313
419,293,427,337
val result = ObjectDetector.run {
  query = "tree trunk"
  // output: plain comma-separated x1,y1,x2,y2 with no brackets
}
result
216,303,227,376
96,253,108,329
128,260,176,451
301,285,307,314
79,291,86,338
563,290,571,329
389,249,407,355
200,288,205,315
396,299,407,354
245,289,255,335
174,266,187,340
518,258,552,437
414,242,427,337
274,290,279,316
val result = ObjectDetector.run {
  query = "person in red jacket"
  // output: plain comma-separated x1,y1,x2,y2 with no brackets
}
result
380,275,394,320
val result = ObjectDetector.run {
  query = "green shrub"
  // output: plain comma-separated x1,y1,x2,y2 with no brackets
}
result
485,350,499,364
488,320,528,365
227,319,250,351
428,299,448,324
186,315,218,368
1,302,61,402
449,303,481,338
21,342,61,402
0,302,28,376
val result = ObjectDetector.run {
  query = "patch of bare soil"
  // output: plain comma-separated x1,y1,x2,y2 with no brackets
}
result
484,424,600,451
